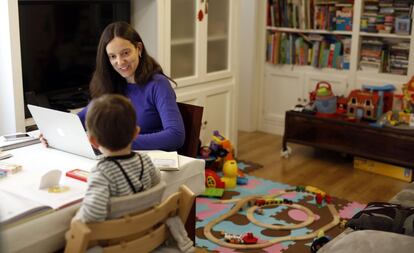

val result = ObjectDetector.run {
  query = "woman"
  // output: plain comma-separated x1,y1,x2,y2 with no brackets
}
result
77,21,185,151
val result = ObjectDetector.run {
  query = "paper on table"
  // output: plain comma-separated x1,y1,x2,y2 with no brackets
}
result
142,151,179,171
0,170,87,215
0,190,52,225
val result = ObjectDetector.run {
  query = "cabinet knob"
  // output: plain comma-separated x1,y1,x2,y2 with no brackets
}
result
297,98,302,102
303,98,308,103
203,120,208,125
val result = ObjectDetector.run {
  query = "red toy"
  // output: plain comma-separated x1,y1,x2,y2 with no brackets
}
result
205,169,225,189
222,232,258,244
315,193,324,205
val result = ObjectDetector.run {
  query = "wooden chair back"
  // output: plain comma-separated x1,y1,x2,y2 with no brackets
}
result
64,185,195,253
177,102,204,158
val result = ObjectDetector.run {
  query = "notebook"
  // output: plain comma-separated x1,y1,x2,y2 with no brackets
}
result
27,104,102,160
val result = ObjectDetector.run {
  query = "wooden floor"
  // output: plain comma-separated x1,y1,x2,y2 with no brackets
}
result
236,131,409,204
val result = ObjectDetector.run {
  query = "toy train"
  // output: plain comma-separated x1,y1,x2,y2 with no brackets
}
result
222,232,258,244
295,185,332,205
254,198,293,206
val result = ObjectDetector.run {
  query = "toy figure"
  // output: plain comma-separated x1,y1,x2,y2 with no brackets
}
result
221,160,238,189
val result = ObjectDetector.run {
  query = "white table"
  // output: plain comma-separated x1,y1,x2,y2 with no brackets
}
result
0,144,205,253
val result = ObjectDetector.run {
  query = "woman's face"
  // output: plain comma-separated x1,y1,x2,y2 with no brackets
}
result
106,37,142,83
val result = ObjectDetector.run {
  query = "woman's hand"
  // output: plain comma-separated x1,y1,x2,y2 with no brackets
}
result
39,133,49,147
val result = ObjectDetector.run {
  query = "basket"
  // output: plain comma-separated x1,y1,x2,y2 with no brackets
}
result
313,81,337,114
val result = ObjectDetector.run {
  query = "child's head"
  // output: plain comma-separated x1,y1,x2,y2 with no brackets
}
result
86,94,138,151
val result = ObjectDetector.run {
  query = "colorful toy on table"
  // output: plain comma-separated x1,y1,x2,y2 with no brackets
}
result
66,169,89,182
347,84,395,121
0,169,8,179
402,76,414,112
221,160,238,189
310,81,337,117
0,163,22,174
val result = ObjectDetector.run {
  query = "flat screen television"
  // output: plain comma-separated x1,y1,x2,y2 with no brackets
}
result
18,0,130,118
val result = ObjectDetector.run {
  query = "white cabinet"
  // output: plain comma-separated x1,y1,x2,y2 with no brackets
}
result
261,65,349,135
133,0,239,146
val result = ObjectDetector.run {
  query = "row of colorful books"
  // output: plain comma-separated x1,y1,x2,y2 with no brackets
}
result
266,32,351,69
359,38,409,75
267,0,354,31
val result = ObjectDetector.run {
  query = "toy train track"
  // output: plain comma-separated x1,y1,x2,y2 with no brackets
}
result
203,191,340,250
247,203,316,229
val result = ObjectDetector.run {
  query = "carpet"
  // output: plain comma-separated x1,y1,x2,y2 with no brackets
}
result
195,162,366,253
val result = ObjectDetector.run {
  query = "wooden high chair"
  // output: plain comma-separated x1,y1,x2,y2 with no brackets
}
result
64,182,195,253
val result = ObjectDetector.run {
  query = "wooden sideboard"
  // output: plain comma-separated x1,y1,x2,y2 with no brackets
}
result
282,111,414,168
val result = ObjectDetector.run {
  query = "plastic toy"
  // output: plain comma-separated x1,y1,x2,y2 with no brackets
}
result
311,81,337,117
254,197,293,206
202,188,224,198
293,185,331,206
402,77,414,112
221,160,238,189
222,232,258,244
202,169,225,198
205,169,225,189
236,169,248,185
209,130,234,162
347,84,395,121
0,169,8,179
0,163,22,174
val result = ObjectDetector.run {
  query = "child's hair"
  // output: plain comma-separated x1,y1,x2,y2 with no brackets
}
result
86,94,137,151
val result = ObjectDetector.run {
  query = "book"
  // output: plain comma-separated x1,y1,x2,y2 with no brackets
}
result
143,151,179,171
0,190,53,225
0,173,87,224
0,132,40,151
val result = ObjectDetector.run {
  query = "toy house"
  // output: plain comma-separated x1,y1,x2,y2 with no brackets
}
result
347,90,380,120
347,85,394,120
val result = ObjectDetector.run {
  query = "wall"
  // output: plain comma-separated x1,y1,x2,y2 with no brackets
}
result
0,0,25,135
238,0,259,132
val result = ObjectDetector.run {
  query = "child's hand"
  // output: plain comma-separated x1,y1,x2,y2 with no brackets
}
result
39,134,49,147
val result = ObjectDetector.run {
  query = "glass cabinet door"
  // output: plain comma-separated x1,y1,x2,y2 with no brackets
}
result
170,0,196,79
206,0,229,73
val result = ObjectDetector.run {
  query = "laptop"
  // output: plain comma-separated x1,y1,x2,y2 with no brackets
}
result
27,104,102,160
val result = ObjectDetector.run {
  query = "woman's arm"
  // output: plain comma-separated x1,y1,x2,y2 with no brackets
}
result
77,106,88,128
131,76,185,151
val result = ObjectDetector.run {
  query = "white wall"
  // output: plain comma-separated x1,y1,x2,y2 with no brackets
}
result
238,0,259,132
0,0,25,136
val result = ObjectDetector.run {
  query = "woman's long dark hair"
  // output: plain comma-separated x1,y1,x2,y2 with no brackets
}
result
90,21,175,98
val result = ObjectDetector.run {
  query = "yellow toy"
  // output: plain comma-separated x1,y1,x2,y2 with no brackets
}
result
221,160,238,189
402,76,414,112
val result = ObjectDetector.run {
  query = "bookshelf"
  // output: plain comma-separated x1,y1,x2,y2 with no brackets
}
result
259,0,414,135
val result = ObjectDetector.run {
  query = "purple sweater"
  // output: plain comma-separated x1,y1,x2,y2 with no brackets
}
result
78,74,185,151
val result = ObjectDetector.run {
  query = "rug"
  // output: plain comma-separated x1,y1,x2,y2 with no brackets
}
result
195,166,366,253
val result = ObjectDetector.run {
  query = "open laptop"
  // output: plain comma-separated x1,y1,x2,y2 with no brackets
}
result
27,104,102,160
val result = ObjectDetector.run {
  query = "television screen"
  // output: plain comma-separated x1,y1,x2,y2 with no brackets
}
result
18,0,130,117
